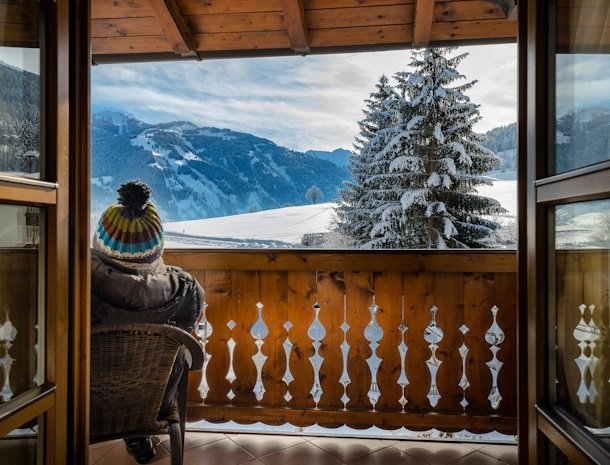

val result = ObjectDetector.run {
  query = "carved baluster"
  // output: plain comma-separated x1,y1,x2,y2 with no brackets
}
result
195,301,212,402
486,305,505,409
250,302,269,402
424,305,443,408
339,292,351,409
0,307,17,402
458,324,470,411
226,319,237,400
397,293,409,411
586,304,607,403
282,321,294,402
573,304,593,404
365,302,384,410
308,303,326,407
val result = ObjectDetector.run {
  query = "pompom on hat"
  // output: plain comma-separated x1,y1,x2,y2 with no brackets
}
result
93,180,164,262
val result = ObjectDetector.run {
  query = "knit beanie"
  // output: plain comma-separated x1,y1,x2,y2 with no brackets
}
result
93,180,164,262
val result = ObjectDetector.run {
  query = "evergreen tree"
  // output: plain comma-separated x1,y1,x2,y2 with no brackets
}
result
336,75,398,246
340,48,506,249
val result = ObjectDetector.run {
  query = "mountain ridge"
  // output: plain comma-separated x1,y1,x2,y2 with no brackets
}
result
91,111,351,221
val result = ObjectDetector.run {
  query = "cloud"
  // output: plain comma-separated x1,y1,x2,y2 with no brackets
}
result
92,44,517,151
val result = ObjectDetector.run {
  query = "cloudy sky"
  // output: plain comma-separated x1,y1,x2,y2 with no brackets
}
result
92,44,517,152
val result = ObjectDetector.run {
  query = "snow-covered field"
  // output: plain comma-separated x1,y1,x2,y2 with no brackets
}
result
165,203,337,248
165,179,517,248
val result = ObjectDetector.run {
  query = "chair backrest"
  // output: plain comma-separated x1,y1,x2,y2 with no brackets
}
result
90,323,202,441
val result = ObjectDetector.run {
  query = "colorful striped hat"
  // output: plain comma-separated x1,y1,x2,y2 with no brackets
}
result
93,181,164,262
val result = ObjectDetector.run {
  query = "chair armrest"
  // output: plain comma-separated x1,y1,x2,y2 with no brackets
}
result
181,332,203,371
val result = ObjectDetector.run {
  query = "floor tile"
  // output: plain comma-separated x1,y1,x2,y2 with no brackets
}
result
309,436,388,462
158,431,226,453
259,441,344,465
90,440,122,462
478,444,518,465
348,446,427,465
95,439,170,465
181,437,255,465
381,439,401,447
447,450,506,465
230,433,305,458
394,441,477,465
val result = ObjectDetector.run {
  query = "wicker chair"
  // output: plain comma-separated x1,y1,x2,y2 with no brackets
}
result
90,323,203,465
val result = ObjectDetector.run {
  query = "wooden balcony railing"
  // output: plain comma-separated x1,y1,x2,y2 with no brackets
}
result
162,250,518,434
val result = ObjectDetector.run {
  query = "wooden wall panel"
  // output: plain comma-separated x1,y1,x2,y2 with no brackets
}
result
176,0,284,16
91,0,155,19
194,30,291,51
187,12,286,34
373,272,403,413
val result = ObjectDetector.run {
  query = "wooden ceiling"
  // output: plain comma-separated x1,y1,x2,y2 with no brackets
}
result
91,0,518,63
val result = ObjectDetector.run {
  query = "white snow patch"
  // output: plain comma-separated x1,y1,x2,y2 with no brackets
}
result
407,116,424,130
400,188,428,210
165,203,336,246
434,124,445,144
556,130,570,144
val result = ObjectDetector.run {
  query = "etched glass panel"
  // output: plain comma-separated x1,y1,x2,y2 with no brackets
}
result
0,1,42,180
553,0,610,174
554,199,609,449
0,205,43,404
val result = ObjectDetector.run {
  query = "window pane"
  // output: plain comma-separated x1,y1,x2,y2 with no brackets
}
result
0,1,41,179
0,416,42,465
0,204,44,405
554,0,610,173
554,199,610,449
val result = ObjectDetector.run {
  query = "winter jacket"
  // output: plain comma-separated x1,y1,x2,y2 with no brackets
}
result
91,249,204,419
91,250,203,333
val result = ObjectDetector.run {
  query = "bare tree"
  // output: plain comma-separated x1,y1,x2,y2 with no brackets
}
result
305,185,324,204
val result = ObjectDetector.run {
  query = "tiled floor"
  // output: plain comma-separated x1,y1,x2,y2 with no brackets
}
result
89,432,518,465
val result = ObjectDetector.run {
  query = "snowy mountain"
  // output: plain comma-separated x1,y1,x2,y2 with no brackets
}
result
91,112,350,221
305,148,351,168
555,106,610,172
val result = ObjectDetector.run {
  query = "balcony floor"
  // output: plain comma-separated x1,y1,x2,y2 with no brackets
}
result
89,432,518,465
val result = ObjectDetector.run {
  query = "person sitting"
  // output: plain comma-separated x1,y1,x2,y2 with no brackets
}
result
91,180,204,464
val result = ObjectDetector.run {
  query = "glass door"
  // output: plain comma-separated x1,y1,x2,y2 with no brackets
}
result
526,0,610,463
0,1,70,464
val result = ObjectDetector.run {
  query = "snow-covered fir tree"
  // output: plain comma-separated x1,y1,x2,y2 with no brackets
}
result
338,47,506,249
336,74,398,246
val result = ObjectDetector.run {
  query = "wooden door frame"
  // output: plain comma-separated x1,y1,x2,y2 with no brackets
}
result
68,0,91,462
0,0,71,463
522,0,610,463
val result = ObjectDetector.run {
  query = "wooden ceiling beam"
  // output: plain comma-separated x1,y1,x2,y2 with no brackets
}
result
412,0,435,47
283,0,310,55
149,0,198,57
